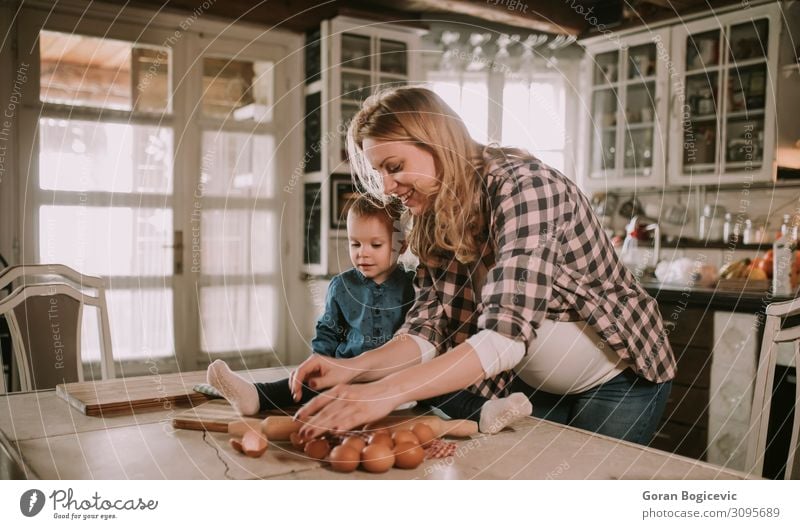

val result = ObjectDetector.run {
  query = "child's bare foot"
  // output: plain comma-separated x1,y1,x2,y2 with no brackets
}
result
206,359,259,416
479,392,532,434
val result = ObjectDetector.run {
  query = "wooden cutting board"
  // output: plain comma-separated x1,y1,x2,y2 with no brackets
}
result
171,399,291,432
171,400,443,435
56,368,278,417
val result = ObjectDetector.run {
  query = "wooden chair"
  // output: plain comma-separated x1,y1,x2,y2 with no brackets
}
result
745,297,800,479
0,265,115,392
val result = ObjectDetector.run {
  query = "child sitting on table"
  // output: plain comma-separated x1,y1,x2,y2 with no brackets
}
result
207,195,530,433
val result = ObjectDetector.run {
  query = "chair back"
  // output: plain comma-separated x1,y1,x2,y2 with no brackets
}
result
0,264,115,392
746,297,800,479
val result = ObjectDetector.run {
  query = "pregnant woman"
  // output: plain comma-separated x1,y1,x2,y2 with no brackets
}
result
290,86,675,444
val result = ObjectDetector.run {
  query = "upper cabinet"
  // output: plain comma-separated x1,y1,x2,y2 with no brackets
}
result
302,17,422,277
668,4,780,185
578,2,799,191
580,29,670,190
328,20,417,173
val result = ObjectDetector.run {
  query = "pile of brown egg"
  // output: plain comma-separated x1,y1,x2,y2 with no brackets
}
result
289,423,436,473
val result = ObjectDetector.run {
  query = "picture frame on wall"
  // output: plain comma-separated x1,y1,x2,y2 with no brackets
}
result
331,174,359,230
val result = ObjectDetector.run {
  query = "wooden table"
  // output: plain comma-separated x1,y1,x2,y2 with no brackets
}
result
0,367,758,480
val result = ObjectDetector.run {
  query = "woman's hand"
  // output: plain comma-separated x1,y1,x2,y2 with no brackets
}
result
294,381,401,439
288,354,362,402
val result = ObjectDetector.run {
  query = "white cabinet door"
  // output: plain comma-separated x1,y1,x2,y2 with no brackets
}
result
667,4,780,185
579,28,670,191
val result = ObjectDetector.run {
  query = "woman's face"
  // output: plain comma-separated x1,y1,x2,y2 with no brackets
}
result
362,139,438,215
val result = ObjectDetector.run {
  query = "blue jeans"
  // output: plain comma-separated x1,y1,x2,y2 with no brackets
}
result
509,368,672,445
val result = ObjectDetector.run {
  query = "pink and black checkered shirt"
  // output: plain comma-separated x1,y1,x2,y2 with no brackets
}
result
396,151,676,399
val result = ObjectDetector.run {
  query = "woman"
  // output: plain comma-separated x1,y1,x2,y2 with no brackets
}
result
290,86,675,444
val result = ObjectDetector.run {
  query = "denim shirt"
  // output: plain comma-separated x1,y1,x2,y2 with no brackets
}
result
311,266,416,359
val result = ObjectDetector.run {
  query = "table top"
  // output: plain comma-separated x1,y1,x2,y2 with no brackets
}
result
0,367,758,480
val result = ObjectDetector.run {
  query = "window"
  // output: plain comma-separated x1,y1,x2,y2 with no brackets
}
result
428,69,568,172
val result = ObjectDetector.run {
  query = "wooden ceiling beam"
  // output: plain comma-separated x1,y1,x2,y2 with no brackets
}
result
391,0,587,35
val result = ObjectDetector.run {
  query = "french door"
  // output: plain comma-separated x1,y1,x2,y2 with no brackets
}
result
16,9,298,376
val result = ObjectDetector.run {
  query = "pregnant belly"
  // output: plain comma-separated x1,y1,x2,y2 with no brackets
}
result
513,319,628,395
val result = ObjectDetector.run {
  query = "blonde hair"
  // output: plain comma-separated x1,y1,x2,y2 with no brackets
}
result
347,86,528,265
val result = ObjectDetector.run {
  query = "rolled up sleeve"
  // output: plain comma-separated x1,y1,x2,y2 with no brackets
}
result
395,264,448,355
477,170,567,350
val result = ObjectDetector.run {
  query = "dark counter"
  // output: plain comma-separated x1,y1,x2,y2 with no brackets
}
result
640,280,796,313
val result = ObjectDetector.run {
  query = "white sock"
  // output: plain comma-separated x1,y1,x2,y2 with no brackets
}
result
479,392,532,434
206,359,260,416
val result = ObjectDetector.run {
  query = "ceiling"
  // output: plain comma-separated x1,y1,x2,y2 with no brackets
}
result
129,0,745,36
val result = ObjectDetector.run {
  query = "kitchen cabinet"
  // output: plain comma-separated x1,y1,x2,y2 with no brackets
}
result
578,2,800,191
578,29,670,190
650,302,712,460
667,3,785,185
302,17,422,276
646,285,797,474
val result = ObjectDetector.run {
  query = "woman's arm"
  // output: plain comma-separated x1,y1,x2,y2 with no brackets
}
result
295,341,484,438
288,333,423,400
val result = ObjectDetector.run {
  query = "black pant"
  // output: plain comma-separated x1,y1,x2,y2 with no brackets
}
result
420,390,488,421
253,378,321,412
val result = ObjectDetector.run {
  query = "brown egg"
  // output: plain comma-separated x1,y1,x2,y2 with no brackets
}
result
369,431,394,449
411,423,436,448
229,437,244,453
328,445,361,473
361,443,395,473
393,442,425,469
242,430,269,457
392,430,420,447
289,432,306,450
304,438,331,460
341,435,366,453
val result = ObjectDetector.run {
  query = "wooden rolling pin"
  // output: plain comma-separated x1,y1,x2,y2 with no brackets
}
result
229,415,478,440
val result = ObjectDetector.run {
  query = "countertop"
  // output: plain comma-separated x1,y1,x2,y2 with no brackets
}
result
640,280,796,312
0,367,759,480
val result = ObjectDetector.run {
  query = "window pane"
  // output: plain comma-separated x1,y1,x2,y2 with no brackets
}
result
200,285,277,353
537,151,565,173
502,79,565,152
40,30,169,112
202,57,274,122
39,118,173,193
460,80,488,143
430,77,488,143
81,288,174,361
200,131,275,198
200,210,277,275
39,206,172,277
501,80,530,148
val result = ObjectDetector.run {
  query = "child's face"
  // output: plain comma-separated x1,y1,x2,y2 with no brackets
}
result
347,212,402,284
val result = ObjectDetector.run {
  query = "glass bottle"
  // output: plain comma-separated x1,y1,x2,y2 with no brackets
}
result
742,219,754,245
723,213,734,243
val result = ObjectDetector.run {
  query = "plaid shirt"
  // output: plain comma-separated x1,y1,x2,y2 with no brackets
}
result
397,153,676,399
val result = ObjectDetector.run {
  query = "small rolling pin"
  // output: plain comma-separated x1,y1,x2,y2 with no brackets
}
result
230,415,478,440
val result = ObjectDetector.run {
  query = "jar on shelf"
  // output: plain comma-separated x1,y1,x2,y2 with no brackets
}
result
699,204,725,241
742,218,754,245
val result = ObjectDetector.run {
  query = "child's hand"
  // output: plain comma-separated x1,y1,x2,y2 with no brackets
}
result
288,354,359,402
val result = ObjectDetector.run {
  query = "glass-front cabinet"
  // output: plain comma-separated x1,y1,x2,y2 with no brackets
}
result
329,21,415,173
668,5,780,184
301,17,422,276
581,29,669,190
